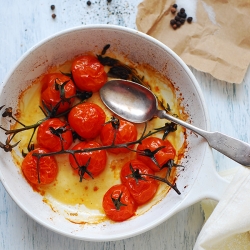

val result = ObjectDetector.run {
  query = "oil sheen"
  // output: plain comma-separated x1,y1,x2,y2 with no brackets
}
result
11,53,187,223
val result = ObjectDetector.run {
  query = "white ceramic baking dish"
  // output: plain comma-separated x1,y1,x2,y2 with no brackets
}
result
0,25,228,241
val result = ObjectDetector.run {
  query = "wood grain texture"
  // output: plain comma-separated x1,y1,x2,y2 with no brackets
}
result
1,0,249,249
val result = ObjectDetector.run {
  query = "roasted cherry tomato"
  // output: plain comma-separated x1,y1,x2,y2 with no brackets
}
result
69,141,107,179
100,119,138,154
21,148,58,185
71,55,107,92
41,73,76,114
120,159,159,205
102,184,137,222
37,118,73,152
136,137,176,172
68,102,106,139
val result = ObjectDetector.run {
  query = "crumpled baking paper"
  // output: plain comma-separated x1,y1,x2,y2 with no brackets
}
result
136,0,250,83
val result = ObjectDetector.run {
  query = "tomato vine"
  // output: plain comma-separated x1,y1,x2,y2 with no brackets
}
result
0,45,184,197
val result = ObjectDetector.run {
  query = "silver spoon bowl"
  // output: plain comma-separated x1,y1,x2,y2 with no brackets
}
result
100,79,250,167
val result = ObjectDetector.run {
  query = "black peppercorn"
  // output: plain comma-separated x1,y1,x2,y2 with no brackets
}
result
87,0,91,5
178,12,187,18
171,7,176,14
187,17,193,23
180,8,185,13
50,5,55,10
176,21,181,27
180,18,185,24
175,15,181,21
52,13,56,19
172,24,177,30
170,4,193,30
170,19,176,26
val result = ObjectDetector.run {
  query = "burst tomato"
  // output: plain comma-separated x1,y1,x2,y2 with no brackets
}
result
100,119,138,154
37,118,73,152
102,184,137,222
71,55,107,92
21,148,58,185
68,102,106,139
120,159,159,205
136,137,176,172
68,141,107,179
41,73,76,114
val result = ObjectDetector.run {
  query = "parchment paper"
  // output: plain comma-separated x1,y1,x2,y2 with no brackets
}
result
136,0,250,83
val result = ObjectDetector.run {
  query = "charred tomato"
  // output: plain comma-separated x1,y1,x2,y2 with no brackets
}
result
102,184,137,222
41,73,76,114
69,141,107,179
68,102,106,139
136,137,176,172
100,119,138,154
120,159,159,205
71,55,107,92
37,118,73,152
21,148,58,185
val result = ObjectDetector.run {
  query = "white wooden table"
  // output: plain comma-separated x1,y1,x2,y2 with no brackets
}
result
0,1,249,249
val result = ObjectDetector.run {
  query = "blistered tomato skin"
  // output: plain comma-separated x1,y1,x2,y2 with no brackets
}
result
120,159,159,205
41,73,76,114
102,184,137,222
21,148,58,185
69,141,107,179
71,55,107,92
100,119,138,154
68,102,106,139
136,137,176,172
37,118,73,152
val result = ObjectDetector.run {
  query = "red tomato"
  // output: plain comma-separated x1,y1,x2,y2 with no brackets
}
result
136,137,176,172
41,73,76,114
100,119,138,154
68,141,107,179
120,159,159,205
21,148,58,185
37,118,73,152
102,184,137,222
68,102,106,139
71,55,107,92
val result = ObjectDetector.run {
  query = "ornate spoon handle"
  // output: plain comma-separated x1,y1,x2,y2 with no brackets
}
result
158,110,250,166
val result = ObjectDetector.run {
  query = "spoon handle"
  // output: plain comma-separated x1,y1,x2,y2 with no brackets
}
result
158,110,250,167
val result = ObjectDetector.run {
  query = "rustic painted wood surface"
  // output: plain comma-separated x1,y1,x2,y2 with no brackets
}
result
0,1,249,249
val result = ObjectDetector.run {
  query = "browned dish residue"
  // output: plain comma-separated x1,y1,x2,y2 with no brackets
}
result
11,51,188,224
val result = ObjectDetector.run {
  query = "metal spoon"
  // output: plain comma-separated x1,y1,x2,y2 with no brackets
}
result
100,79,250,167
